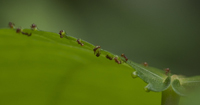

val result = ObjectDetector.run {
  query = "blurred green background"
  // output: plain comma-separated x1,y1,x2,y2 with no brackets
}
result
0,0,199,76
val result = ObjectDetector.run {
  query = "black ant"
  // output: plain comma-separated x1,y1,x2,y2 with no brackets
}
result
106,55,113,60
22,32,32,36
96,51,101,57
121,53,128,61
77,39,84,46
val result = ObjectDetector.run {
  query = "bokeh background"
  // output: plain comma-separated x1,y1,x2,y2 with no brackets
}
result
0,0,200,76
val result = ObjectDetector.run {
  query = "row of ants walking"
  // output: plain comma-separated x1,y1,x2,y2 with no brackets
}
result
9,22,170,75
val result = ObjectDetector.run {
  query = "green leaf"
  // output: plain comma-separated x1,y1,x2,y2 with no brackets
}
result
171,75,200,96
2,26,200,105
126,60,171,92
0,28,161,105
161,86,180,105
179,89,200,105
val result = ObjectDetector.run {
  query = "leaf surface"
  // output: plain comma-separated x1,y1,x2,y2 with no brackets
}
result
126,60,171,92
0,28,160,105
171,75,200,96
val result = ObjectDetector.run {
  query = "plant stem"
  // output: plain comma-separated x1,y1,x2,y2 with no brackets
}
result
161,86,180,105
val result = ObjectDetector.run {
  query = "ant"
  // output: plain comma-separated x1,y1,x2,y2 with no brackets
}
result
114,57,121,64
31,24,37,30
16,28,22,33
96,51,101,57
59,30,64,35
22,32,32,36
77,39,84,46
165,68,170,75
121,53,128,61
59,30,65,38
16,28,31,36
9,22,15,29
93,46,101,54
106,55,113,60
143,62,148,67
